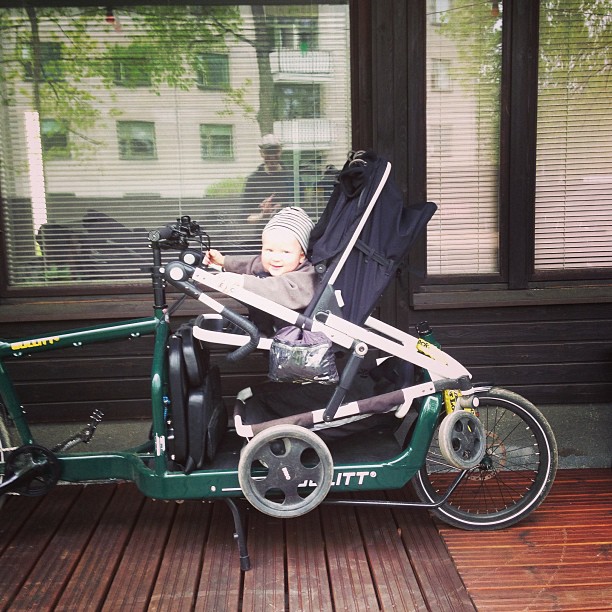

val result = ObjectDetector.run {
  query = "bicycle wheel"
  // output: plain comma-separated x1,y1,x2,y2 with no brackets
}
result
0,402,17,508
412,387,558,530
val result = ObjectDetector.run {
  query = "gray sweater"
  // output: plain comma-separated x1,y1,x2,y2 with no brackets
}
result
223,254,318,310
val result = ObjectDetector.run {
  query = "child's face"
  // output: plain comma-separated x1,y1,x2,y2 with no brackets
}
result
261,228,305,277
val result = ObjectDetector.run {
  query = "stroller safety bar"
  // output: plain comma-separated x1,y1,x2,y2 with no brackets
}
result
318,312,471,381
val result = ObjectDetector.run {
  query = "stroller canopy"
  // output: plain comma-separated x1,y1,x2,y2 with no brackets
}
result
307,151,437,324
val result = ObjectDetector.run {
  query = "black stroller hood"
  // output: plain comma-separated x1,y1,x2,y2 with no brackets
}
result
307,151,437,324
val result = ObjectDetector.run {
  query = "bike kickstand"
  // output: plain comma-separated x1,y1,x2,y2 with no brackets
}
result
224,498,251,571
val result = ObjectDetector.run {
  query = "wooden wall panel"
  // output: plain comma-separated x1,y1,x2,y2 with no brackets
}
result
0,318,269,423
394,302,612,405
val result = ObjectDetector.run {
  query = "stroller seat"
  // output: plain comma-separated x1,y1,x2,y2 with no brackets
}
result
163,150,484,516
221,150,437,440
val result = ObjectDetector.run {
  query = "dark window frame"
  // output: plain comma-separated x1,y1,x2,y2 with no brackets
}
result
405,0,612,310
0,0,610,309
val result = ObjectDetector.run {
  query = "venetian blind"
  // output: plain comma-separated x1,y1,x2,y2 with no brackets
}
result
534,1,612,270
425,0,502,275
0,3,351,287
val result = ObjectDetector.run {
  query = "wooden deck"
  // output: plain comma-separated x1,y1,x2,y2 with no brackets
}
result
0,468,609,611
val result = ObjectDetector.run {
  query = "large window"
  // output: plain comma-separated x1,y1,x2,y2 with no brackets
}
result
425,0,611,282
426,0,502,275
534,1,612,271
0,4,351,287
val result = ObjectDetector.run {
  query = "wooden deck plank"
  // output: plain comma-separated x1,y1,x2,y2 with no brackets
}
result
456,585,612,612
55,484,145,611
149,500,212,612
438,468,612,612
320,505,380,611
389,488,477,612
241,510,286,612
0,495,41,555
0,486,81,609
357,503,429,612
194,501,243,612
9,485,115,610
286,508,334,612
0,468,608,611
101,497,176,611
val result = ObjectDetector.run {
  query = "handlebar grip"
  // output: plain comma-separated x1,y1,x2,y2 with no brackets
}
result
221,308,261,362
149,225,175,242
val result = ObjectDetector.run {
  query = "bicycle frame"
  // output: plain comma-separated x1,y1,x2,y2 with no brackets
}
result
0,216,455,504
0,318,443,498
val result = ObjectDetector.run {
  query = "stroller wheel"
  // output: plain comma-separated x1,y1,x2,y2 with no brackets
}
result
238,425,333,518
438,410,486,469
412,387,557,530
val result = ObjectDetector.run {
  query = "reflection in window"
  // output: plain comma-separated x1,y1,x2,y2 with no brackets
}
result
428,0,451,26
113,56,152,87
275,17,318,51
41,119,70,159
274,84,321,120
426,0,502,275
196,53,230,90
267,5,319,51
430,58,452,92
22,40,63,82
0,4,351,287
117,121,157,160
534,0,612,270
200,124,233,160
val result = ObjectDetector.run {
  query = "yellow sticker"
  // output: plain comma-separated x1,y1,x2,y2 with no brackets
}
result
11,336,60,351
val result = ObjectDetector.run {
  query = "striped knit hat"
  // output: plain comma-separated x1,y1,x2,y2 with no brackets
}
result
263,207,314,254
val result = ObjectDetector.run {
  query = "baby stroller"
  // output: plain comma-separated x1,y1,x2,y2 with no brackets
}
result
164,150,558,529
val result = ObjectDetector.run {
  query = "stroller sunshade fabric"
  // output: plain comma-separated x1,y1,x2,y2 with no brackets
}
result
308,151,437,324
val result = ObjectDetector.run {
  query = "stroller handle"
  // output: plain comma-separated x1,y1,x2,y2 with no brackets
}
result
164,261,261,362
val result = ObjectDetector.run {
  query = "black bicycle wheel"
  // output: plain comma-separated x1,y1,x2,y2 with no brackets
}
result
412,387,558,530
0,403,17,508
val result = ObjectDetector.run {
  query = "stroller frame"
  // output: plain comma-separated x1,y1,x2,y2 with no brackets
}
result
0,152,558,570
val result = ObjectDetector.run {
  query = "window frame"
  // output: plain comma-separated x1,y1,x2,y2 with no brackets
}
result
0,0,351,301
199,123,234,161
411,0,612,310
195,52,231,91
0,0,610,307
116,120,158,161
41,118,70,160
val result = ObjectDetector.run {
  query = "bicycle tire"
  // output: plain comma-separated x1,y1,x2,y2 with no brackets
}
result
0,402,17,509
412,387,558,530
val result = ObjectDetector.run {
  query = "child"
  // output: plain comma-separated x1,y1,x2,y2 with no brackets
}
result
204,206,317,311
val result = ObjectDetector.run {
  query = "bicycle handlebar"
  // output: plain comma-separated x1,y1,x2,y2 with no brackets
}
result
163,261,261,362
149,215,205,251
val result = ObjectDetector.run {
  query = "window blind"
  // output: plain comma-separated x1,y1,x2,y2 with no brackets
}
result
534,1,612,271
0,3,351,287
426,0,502,275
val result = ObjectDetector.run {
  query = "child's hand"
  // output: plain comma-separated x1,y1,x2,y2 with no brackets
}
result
215,272,244,293
204,249,225,267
